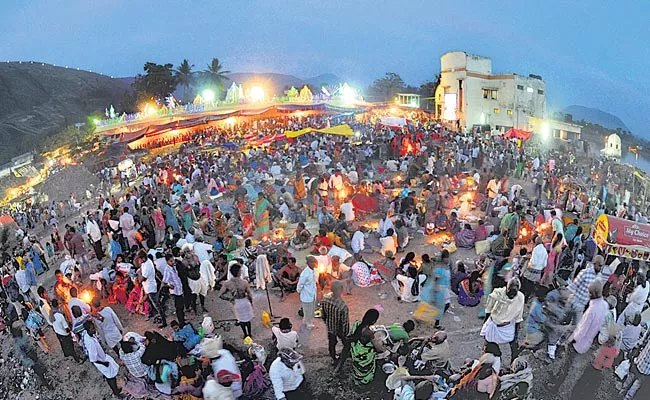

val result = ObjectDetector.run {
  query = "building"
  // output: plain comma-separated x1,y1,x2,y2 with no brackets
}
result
395,93,421,108
528,117,582,141
601,134,622,159
434,51,546,132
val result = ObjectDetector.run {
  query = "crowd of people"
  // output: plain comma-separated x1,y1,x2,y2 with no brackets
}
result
1,108,650,400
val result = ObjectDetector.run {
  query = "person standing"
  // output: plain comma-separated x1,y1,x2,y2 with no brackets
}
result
297,256,317,330
321,280,350,364
139,251,167,328
568,255,603,321
480,278,525,361
91,298,124,356
50,299,82,362
218,263,254,338
86,214,104,261
162,254,185,326
81,320,121,397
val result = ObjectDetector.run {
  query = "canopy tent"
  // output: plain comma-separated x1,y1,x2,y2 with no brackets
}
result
593,214,650,260
285,124,354,139
0,214,16,227
504,128,533,141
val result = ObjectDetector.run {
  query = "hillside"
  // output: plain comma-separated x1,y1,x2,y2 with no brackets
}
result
0,62,131,163
562,105,629,132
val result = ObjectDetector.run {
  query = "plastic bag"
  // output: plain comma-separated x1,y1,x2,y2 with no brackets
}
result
202,315,214,336
615,359,630,380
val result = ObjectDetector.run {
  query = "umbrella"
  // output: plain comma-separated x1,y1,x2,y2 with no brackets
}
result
351,193,378,213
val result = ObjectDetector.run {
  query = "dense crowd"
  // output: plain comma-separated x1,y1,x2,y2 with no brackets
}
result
1,109,650,400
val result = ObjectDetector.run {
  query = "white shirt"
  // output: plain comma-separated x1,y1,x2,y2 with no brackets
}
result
396,274,426,303
15,270,30,293
379,217,395,237
193,242,213,263
530,244,548,271
329,174,343,190
86,219,102,242
351,231,365,253
296,267,316,303
269,358,304,400
82,332,119,379
68,297,91,316
52,311,70,336
271,326,298,350
95,307,124,348
119,212,135,231
141,259,158,294
340,202,355,222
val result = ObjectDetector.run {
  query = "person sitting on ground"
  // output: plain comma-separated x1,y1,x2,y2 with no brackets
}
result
475,219,488,242
458,271,484,307
450,262,469,295
379,228,398,257
393,266,426,303
272,317,299,351
455,223,476,249
170,320,201,351
274,257,300,294
387,319,415,346
311,229,333,254
290,223,312,250
419,331,451,374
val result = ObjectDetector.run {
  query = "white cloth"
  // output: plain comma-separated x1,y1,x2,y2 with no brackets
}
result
210,350,243,398
530,244,548,271
193,242,213,263
140,259,158,294
340,202,355,221
52,311,70,336
297,267,316,303
351,231,365,253
618,282,650,324
86,220,102,242
269,358,304,400
95,307,124,349
379,217,395,237
379,236,397,257
271,327,298,350
200,260,217,290
83,332,119,378
394,274,426,303
254,255,272,290
480,318,516,344
68,297,91,316
15,270,30,293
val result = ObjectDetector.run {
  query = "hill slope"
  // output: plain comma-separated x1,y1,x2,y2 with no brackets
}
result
0,62,130,163
562,105,629,132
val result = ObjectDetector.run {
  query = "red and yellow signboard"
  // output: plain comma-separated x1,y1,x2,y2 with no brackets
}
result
593,214,650,261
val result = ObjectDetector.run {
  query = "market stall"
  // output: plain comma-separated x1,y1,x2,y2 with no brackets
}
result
593,214,650,260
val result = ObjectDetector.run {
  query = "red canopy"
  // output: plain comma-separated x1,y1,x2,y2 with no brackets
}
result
504,128,533,141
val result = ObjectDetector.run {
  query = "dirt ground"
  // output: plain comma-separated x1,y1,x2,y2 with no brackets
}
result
0,173,626,400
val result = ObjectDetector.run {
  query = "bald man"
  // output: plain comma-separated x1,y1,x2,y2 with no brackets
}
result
420,331,451,370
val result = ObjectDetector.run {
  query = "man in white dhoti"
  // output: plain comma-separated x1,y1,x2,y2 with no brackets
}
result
480,278,525,360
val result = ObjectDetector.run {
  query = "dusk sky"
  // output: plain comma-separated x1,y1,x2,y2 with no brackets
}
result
2,1,649,135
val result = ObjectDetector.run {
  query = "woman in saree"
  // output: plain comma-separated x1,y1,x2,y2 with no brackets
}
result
109,271,129,305
336,308,382,385
458,271,484,307
448,352,499,399
107,232,123,262
179,195,195,232
126,278,149,316
254,193,271,237
455,223,477,248
294,169,307,200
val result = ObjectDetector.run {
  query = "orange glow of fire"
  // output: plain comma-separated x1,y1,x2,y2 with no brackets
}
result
80,290,94,305
426,231,454,246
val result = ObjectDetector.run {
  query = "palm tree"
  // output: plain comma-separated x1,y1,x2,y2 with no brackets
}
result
204,57,231,91
175,59,194,90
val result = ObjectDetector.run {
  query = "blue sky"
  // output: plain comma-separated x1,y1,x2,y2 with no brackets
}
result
1,0,649,135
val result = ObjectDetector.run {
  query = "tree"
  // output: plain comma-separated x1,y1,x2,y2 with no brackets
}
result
132,62,178,103
366,72,406,101
175,59,195,99
202,58,231,93
418,74,440,111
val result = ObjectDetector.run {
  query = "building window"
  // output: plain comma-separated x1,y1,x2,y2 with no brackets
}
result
494,108,500,114
491,90,498,100
507,109,513,115
517,85,524,90
538,89,544,95
482,89,489,99
526,87,534,93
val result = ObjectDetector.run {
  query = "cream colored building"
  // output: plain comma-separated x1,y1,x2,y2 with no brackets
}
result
434,51,546,132
528,117,582,141
601,134,622,159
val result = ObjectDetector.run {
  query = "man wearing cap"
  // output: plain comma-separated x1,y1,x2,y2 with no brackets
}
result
269,348,310,400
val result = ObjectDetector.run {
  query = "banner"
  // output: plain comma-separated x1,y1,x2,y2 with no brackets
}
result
604,243,650,261
594,214,650,260
285,124,354,139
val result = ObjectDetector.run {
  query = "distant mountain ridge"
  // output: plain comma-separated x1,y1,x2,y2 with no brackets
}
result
562,105,630,132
